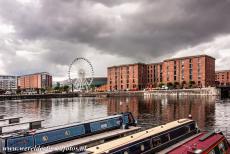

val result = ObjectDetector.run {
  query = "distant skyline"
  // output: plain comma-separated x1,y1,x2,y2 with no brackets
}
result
0,0,230,81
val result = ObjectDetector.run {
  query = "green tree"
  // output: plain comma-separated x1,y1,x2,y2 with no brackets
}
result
63,85,69,93
158,82,164,88
189,81,196,88
173,82,180,89
181,81,187,88
167,82,173,89
54,82,61,92
16,86,21,95
41,88,46,94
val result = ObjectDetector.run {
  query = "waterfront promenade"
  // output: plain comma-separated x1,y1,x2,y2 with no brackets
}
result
0,87,228,101
0,93,79,101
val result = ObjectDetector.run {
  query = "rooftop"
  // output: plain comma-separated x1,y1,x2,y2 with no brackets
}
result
107,54,215,69
18,72,51,77
108,62,146,68
215,70,230,73
0,75,17,77
164,54,215,62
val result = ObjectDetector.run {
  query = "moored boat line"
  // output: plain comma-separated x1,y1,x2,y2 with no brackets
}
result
85,119,230,154
0,112,136,154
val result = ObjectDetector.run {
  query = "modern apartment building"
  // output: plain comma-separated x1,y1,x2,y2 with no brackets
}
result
107,55,215,91
18,72,52,90
0,75,17,90
215,70,230,86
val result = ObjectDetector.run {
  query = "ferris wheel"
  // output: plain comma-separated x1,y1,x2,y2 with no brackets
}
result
68,57,94,91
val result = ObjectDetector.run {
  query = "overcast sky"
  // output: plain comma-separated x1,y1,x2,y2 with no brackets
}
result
0,0,230,81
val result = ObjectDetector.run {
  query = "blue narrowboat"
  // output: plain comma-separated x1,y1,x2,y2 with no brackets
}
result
0,112,135,154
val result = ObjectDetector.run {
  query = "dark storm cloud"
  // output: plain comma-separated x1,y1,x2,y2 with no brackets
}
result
0,0,230,74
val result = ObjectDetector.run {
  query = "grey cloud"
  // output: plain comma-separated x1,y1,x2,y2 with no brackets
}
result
0,0,230,78
1,0,230,59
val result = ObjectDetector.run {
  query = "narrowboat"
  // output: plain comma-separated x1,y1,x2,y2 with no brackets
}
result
166,131,230,154
0,112,135,154
86,119,199,154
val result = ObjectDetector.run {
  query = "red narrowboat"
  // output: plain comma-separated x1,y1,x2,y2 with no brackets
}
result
167,131,230,154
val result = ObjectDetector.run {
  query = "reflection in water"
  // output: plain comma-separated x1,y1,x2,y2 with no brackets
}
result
106,96,230,139
107,96,217,130
0,98,108,127
0,96,229,138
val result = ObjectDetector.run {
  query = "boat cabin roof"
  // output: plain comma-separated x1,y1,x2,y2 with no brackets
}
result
87,119,194,154
35,114,122,133
0,114,122,138
167,131,225,154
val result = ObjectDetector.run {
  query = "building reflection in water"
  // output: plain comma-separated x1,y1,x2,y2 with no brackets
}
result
1,95,229,134
107,95,217,130
107,97,139,118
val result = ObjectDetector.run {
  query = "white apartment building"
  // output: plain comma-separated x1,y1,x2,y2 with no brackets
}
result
0,75,17,90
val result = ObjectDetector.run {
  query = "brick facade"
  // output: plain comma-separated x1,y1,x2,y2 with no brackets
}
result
163,55,215,87
108,63,147,91
18,72,52,89
146,63,163,88
108,55,215,91
215,70,230,86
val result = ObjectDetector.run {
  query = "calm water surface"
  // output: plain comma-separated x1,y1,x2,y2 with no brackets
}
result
0,96,229,138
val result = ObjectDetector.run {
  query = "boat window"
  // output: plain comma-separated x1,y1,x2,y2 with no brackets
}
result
129,144,141,154
160,133,169,143
124,151,129,154
218,142,226,154
140,144,145,151
209,146,221,154
223,139,229,150
169,126,189,139
208,150,215,154
188,123,196,131
152,137,161,147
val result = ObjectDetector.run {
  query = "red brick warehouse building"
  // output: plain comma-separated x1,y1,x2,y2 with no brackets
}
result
107,63,147,91
162,55,215,88
107,55,215,91
215,70,230,86
17,72,52,90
